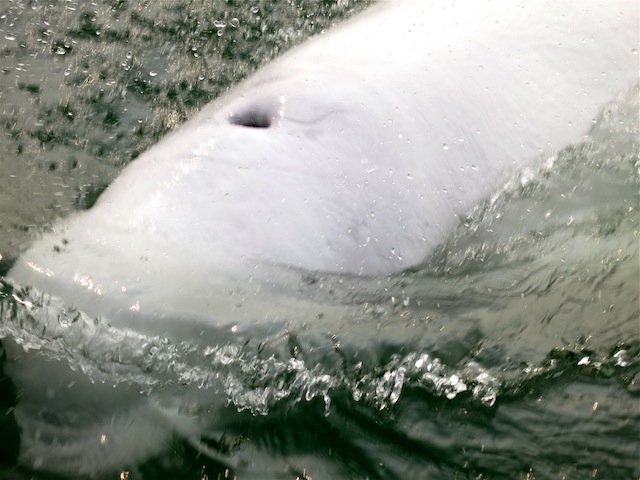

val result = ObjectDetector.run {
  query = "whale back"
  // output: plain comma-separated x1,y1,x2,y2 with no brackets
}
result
8,0,639,328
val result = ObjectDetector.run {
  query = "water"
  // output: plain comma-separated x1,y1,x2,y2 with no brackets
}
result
0,1,638,479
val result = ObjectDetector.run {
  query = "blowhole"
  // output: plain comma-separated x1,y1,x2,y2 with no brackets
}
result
228,109,273,128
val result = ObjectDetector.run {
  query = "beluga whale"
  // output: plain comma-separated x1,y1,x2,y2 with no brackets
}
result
1,0,638,476
7,0,638,325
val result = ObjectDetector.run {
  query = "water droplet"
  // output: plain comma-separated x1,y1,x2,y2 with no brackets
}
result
213,20,227,28
614,349,631,367
442,143,449,150
230,18,240,28
4,34,16,41
251,6,259,13
149,71,157,77
406,173,413,180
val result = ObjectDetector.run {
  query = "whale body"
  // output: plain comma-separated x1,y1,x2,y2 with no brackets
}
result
7,0,638,331
1,0,639,475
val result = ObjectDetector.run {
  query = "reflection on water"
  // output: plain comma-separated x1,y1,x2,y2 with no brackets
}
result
0,0,638,479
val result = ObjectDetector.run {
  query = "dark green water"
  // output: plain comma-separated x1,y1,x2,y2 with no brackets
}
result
0,1,638,479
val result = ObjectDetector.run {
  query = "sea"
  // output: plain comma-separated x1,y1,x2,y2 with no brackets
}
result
0,1,638,479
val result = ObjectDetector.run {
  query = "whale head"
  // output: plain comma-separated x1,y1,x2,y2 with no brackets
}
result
7,77,448,332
